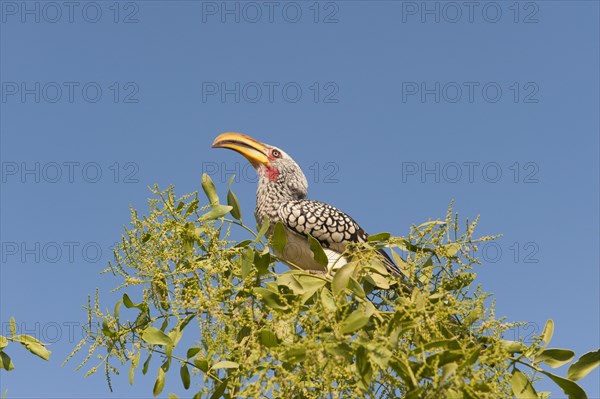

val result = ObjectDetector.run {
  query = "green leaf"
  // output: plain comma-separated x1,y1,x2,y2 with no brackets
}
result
568,349,600,381
511,368,538,399
414,339,461,354
528,319,555,359
123,293,135,307
180,364,191,389
211,361,239,370
541,319,554,346
535,348,575,368
332,262,356,295
253,287,286,310
297,275,328,303
539,370,587,399
284,347,306,363
234,239,253,248
405,387,425,399
142,353,152,375
160,359,171,374
179,314,195,331
364,258,389,276
472,383,492,394
194,358,209,373
446,388,462,399
255,219,270,243
367,232,390,242
391,250,412,279
0,336,8,350
168,394,180,399
418,256,434,285
365,273,390,289
209,379,228,399
141,327,173,346
168,327,183,354
276,273,304,293
9,317,16,337
153,367,165,397
297,274,327,292
463,306,483,326
366,344,392,369
227,191,241,220
201,173,219,205
184,198,199,216
187,347,201,359
417,220,446,229
325,343,353,362
307,234,328,267
389,358,417,389
441,362,458,382
129,350,140,385
272,222,287,253
364,301,377,318
16,335,51,360
425,350,464,369
501,340,526,354
348,277,366,299
102,320,115,338
241,248,254,279
123,293,144,309
227,176,242,220
199,204,233,221
320,288,336,313
458,347,480,371
355,345,373,389
442,243,462,257
253,251,272,275
0,352,14,371
339,310,370,334
237,326,251,343
258,330,280,348
113,300,122,321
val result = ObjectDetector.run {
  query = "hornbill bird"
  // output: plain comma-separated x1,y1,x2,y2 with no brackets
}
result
212,132,401,276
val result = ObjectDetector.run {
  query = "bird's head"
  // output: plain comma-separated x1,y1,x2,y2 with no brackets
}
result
212,132,308,199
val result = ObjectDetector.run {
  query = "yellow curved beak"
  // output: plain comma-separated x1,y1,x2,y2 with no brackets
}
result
211,132,270,168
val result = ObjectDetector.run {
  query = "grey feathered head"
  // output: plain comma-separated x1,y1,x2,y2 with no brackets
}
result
212,132,308,200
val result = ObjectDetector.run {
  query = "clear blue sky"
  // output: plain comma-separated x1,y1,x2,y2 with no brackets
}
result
1,1,598,397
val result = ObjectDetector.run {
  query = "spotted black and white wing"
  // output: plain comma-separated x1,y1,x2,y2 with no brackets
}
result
277,200,400,275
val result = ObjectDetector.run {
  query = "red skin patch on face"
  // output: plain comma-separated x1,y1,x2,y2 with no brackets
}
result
264,165,279,181
262,149,279,181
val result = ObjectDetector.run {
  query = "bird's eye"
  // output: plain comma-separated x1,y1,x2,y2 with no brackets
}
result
271,149,281,158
